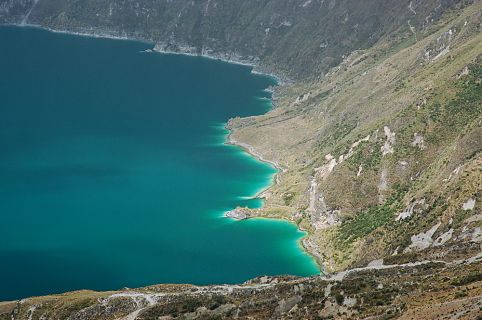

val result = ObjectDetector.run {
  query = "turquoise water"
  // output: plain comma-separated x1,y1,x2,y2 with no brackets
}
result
0,26,318,301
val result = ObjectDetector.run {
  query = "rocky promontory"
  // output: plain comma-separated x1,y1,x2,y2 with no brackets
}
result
225,207,252,220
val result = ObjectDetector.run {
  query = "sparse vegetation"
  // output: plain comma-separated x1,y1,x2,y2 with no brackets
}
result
451,273,482,286
0,0,481,319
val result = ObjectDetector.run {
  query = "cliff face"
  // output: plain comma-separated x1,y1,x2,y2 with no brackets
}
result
1,0,481,318
0,0,470,79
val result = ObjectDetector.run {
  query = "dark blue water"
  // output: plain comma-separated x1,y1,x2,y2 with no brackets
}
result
0,26,318,301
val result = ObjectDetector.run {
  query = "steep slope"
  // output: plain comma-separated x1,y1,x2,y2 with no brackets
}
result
229,1,482,272
0,0,470,79
0,0,481,318
0,0,36,24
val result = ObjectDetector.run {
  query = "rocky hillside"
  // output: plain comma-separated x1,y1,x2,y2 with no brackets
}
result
1,245,481,319
0,0,471,79
1,0,481,318
229,0,482,274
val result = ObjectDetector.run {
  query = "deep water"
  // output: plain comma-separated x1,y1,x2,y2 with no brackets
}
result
0,26,319,301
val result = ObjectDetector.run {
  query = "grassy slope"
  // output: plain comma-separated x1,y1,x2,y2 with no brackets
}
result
0,0,481,318
230,2,482,272
2,0,466,79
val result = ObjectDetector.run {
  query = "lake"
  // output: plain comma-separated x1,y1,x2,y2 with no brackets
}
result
0,26,318,301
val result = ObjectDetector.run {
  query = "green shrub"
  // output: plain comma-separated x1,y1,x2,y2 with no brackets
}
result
451,273,482,286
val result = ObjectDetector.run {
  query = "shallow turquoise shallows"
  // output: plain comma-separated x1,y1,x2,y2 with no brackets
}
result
0,26,319,301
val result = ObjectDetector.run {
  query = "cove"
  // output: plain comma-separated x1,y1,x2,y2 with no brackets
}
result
0,26,319,301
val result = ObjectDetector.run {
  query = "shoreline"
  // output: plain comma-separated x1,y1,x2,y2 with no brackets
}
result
3,23,288,85
3,22,321,273
225,134,285,198
232,215,323,275
224,129,323,273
